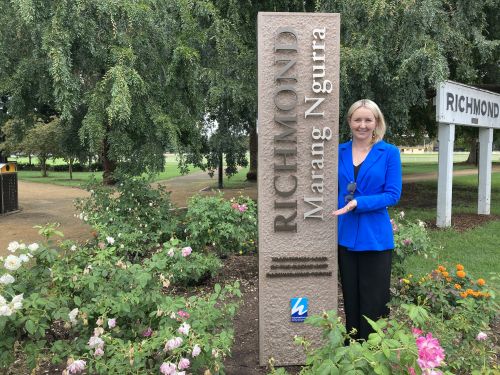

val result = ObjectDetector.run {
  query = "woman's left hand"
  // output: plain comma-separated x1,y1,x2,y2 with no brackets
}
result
331,199,357,216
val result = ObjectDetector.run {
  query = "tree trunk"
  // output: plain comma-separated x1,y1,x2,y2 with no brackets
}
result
246,125,258,181
69,158,73,180
40,157,48,177
28,154,32,165
218,152,224,189
102,137,117,185
466,138,479,165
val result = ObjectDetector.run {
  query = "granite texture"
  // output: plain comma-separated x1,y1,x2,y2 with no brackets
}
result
257,12,341,366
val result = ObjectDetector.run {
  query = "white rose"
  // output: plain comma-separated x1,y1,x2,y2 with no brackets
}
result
7,241,20,253
70,245,77,251
10,294,23,310
19,254,30,263
28,243,39,252
106,236,115,245
0,274,15,285
0,304,13,316
4,255,22,271
69,308,79,324
0,295,7,305
19,243,27,250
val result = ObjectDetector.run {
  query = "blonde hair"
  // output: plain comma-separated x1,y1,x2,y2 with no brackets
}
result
347,99,386,143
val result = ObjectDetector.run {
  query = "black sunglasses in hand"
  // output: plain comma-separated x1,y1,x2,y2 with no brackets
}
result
344,181,357,203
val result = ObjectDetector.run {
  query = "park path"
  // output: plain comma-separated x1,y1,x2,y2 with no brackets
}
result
1,166,498,256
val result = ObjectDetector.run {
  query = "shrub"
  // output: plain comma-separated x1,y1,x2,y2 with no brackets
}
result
391,212,436,278
184,194,257,257
0,229,240,374
391,264,498,374
268,307,452,375
74,177,178,257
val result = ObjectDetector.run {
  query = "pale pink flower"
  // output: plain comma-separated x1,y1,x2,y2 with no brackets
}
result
408,368,416,375
88,335,104,349
403,238,412,246
167,248,175,257
238,204,248,212
107,318,116,329
178,358,190,370
67,359,86,374
94,347,104,357
192,344,201,357
178,322,190,335
164,336,183,351
177,310,190,319
159,362,177,375
416,333,445,370
231,203,239,209
391,219,399,232
181,246,192,257
476,332,488,341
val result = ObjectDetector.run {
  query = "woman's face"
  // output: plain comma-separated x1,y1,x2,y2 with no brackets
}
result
348,106,377,143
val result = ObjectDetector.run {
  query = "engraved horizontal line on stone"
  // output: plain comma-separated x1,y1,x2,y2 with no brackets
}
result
271,257,328,262
270,264,329,270
266,271,332,278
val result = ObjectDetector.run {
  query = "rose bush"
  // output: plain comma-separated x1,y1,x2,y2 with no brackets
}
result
0,225,240,374
183,194,257,257
74,177,179,257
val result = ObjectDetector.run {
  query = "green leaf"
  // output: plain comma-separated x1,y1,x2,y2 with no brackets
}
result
25,320,37,335
74,296,82,306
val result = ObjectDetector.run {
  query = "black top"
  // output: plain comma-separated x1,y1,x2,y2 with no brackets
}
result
354,162,363,181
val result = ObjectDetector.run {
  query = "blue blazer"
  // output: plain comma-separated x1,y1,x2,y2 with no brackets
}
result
337,140,402,251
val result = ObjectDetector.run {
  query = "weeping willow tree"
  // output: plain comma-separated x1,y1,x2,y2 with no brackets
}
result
0,0,217,184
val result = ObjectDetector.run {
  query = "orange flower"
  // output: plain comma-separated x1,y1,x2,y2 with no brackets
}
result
442,271,449,277
438,265,446,272
454,284,461,290
460,292,468,298
446,277,452,282
477,278,486,286
456,270,466,278
466,288,474,295
456,264,464,271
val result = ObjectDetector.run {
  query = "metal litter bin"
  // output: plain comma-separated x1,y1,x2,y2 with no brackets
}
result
0,162,18,214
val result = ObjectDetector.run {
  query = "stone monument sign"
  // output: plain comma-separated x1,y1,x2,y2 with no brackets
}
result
257,12,340,366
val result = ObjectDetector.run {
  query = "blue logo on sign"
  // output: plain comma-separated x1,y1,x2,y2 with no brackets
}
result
290,297,308,322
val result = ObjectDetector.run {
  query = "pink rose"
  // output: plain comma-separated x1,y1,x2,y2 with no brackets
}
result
164,337,183,351
416,333,445,370
67,359,86,374
159,362,177,375
142,327,153,337
231,203,239,209
178,322,190,335
192,344,201,357
476,331,488,341
403,238,412,246
177,310,190,319
181,246,192,257
107,318,116,329
178,358,190,370
238,204,248,212
412,327,423,337
94,347,104,357
408,367,416,375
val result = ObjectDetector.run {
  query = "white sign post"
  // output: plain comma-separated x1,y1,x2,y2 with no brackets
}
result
436,81,500,227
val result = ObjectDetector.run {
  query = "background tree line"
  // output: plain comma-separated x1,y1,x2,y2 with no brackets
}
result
0,0,498,185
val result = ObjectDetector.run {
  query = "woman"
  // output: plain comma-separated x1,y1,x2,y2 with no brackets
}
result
332,99,402,341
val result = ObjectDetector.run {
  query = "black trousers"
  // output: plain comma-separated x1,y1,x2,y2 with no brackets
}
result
338,245,392,341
